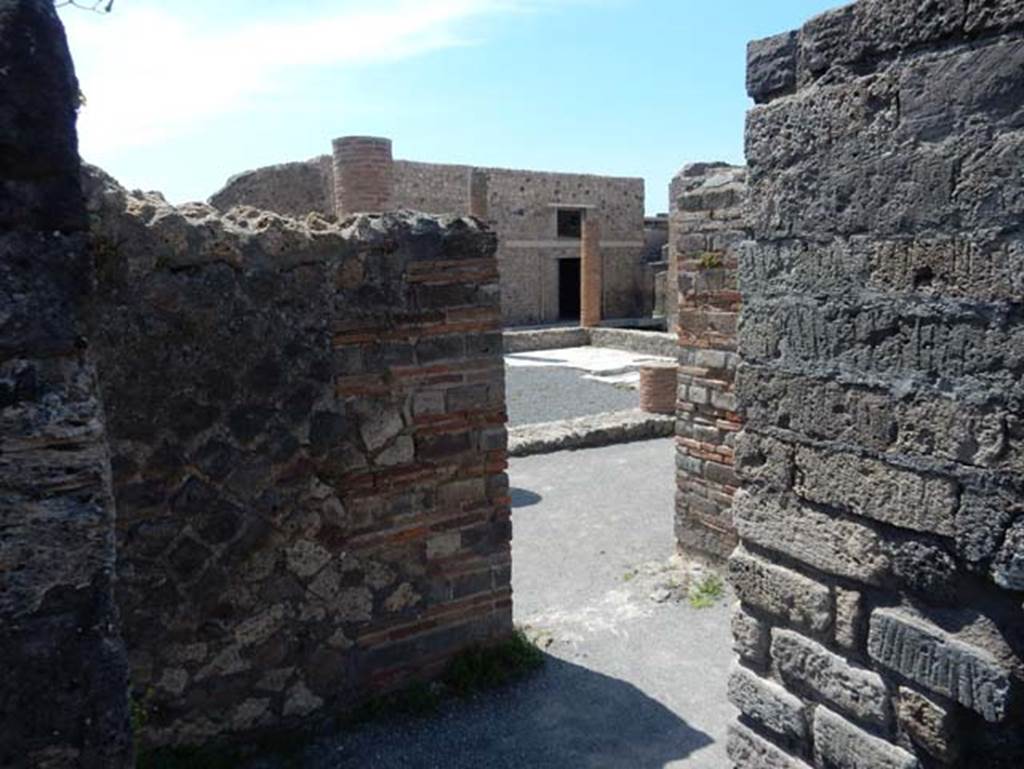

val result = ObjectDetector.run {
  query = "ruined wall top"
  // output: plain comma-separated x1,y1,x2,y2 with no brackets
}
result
208,155,335,218
208,134,644,225
747,0,1024,105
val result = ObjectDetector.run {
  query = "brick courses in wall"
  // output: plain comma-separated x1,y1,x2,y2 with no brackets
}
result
82,167,513,749
729,1,1024,766
671,163,748,562
210,138,648,327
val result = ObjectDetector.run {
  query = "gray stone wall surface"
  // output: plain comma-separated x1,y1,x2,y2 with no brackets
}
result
0,2,132,767
86,173,512,749
730,1,1024,767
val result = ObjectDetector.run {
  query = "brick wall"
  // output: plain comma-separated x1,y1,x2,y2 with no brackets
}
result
729,2,1024,767
0,3,132,767
672,163,748,561
87,172,512,748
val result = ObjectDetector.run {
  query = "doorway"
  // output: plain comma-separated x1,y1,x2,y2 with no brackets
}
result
558,257,581,320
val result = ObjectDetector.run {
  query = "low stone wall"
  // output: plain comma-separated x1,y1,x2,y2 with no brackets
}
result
508,409,675,457
503,326,676,357
729,2,1024,766
503,327,591,354
671,163,748,561
86,173,512,748
589,327,676,358
0,3,132,767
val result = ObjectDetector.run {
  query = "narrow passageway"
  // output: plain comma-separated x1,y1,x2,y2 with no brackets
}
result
312,439,733,768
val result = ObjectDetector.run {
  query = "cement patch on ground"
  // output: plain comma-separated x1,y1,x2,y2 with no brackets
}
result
506,346,675,390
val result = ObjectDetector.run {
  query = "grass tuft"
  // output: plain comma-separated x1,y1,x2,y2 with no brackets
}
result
688,572,724,608
443,629,545,698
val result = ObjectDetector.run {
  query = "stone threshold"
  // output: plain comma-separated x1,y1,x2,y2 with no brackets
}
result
508,409,675,457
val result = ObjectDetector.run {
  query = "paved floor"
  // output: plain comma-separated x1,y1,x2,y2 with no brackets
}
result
505,365,638,425
306,439,734,768
505,346,675,426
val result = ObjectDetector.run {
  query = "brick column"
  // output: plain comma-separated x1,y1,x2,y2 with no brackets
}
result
332,135,394,217
468,168,489,220
639,364,677,414
580,214,602,327
672,163,747,562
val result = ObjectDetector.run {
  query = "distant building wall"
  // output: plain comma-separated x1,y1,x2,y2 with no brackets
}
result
484,168,644,325
210,140,647,327
392,160,475,216
640,215,669,318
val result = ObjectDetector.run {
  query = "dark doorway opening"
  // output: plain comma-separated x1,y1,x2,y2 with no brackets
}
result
559,258,581,320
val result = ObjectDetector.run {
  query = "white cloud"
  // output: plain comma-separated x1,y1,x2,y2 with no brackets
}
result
60,0,536,156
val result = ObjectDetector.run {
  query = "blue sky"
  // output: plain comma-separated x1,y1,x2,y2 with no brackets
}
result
61,0,841,214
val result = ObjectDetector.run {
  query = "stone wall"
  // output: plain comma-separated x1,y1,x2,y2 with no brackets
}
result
210,156,335,218
210,142,647,326
729,2,1024,767
0,2,132,767
393,160,476,216
86,173,512,748
672,163,747,561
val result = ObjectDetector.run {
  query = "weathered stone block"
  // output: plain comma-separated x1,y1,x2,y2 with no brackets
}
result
867,608,1012,722
733,490,890,585
732,606,770,666
728,547,832,633
812,707,919,769
897,687,958,763
734,432,793,490
726,721,813,769
740,298,1024,395
771,628,891,727
833,587,864,652
955,491,1017,566
746,31,799,104
793,447,958,537
728,664,808,740
991,518,1024,591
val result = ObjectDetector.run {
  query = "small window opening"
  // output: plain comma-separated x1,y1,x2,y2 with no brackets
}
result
556,208,583,239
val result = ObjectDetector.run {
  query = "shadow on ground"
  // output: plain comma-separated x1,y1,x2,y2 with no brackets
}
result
298,654,712,768
510,487,543,508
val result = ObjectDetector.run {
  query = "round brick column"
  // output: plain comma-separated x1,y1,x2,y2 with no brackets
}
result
639,363,677,414
580,215,602,328
332,136,394,217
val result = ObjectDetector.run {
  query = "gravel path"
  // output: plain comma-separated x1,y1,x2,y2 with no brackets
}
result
292,439,733,769
505,364,638,426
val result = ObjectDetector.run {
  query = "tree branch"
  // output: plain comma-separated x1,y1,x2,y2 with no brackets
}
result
55,0,114,13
